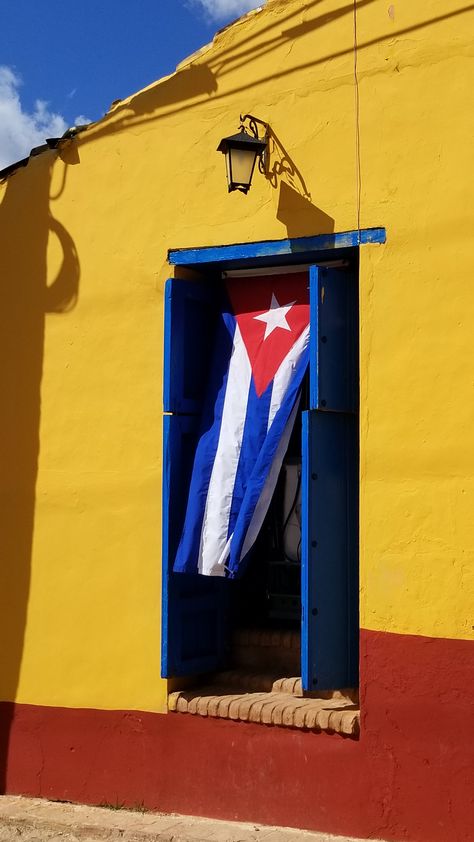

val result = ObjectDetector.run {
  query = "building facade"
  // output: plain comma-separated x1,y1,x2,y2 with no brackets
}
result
0,1,473,840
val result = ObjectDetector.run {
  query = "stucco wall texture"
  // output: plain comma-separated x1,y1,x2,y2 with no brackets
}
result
0,1,473,839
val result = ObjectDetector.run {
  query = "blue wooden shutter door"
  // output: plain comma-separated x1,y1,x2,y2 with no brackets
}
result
309,265,357,413
301,266,359,691
163,277,217,415
162,278,230,678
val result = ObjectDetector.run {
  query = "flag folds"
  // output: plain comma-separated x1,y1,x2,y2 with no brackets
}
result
173,273,310,578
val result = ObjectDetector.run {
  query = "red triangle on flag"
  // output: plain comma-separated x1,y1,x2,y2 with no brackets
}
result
226,273,310,397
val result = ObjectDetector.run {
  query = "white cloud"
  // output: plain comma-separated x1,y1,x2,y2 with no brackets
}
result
73,114,91,127
0,66,68,170
191,0,264,22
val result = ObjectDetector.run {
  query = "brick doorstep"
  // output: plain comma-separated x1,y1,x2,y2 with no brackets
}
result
168,626,359,737
168,677,359,737
0,796,386,842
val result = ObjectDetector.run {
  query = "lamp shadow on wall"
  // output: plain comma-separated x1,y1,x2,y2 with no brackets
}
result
265,129,334,239
0,149,80,793
277,181,335,239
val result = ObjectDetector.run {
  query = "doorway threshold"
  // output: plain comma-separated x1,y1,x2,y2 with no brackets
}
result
168,673,359,736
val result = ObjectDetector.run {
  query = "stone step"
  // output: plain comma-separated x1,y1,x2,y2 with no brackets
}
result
186,671,358,703
168,685,359,736
205,672,304,695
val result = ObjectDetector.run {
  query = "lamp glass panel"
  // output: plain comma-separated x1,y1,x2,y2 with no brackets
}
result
230,147,257,187
225,151,232,189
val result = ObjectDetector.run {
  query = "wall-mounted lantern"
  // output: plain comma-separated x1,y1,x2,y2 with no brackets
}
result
217,115,268,194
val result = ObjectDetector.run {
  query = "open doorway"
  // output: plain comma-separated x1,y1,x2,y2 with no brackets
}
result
163,259,359,699
229,372,308,677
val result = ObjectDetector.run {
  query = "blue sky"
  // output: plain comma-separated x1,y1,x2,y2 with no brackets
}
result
0,0,263,169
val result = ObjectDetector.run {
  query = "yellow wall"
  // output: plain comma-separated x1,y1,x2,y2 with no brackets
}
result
0,0,473,712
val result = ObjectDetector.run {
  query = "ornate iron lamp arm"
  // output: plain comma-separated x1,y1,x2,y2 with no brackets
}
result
240,114,269,173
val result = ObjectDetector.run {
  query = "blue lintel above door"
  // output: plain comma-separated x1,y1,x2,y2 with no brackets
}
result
168,228,386,270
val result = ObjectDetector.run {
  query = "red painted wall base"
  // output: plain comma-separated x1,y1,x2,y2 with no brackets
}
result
1,630,473,842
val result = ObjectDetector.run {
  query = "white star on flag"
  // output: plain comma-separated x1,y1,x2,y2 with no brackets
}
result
254,293,296,340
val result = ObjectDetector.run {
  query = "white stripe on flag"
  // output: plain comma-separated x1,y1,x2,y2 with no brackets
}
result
267,324,310,431
198,324,252,577
214,326,309,570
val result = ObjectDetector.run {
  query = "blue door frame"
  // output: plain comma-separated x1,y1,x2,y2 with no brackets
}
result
168,228,385,268
164,227,385,687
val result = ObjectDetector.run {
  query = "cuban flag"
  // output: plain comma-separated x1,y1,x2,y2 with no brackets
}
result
173,272,310,579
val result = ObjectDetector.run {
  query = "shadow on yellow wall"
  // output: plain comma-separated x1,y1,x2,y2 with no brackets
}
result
0,151,80,791
65,0,473,149
265,128,335,238
277,182,334,238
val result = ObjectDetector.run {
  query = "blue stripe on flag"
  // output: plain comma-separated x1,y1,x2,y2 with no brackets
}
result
173,308,237,574
227,376,273,540
226,343,310,578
